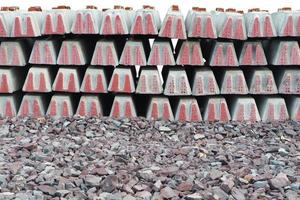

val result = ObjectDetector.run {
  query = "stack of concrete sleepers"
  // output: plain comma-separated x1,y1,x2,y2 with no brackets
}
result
0,5,298,122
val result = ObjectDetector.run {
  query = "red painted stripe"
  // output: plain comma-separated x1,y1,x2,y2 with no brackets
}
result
123,74,132,93
103,15,113,34
110,74,119,92
161,16,172,38
195,76,203,95
78,100,86,116
151,102,159,119
68,73,76,92
90,101,99,116
12,47,20,66
62,101,69,117
24,73,34,91
44,14,53,34
0,17,7,37
13,17,22,37
86,13,96,34
236,104,245,121
207,102,216,121
283,15,294,36
95,74,105,93
234,18,245,40
220,101,229,122
242,44,252,65
54,72,64,91
267,103,275,121
20,99,29,117
255,44,265,65
0,74,9,92
250,104,257,122
83,74,92,92
39,72,47,92
251,17,261,37
73,13,83,33
49,100,57,116
33,99,41,117
205,16,215,38
26,16,35,37
191,102,201,122
192,16,201,37
5,100,14,117
125,101,133,118
72,44,81,65
221,17,233,38
115,15,125,34
175,18,185,39
111,101,120,118
145,13,156,34
56,14,66,34
178,103,186,121
163,102,171,120
44,44,54,64
139,74,146,93
264,16,275,37
132,15,143,34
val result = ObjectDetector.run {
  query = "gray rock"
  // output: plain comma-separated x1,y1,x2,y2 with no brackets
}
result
153,180,162,191
64,168,81,176
85,131,95,138
210,169,223,180
0,125,9,136
231,188,246,200
133,184,149,192
92,167,110,176
123,194,136,200
212,187,228,200
270,160,285,166
286,190,299,200
160,186,177,199
15,192,34,200
138,169,154,181
221,179,234,193
101,175,118,193
194,134,205,140
112,120,122,127
177,181,193,192
0,192,15,200
186,193,203,200
37,185,56,196
123,195,136,200
33,190,44,200
290,182,300,190
278,148,289,156
253,181,268,189
158,126,171,132
0,175,8,187
99,192,122,200
218,126,225,132
55,190,70,197
85,175,102,187
269,173,291,189
87,187,97,199
210,162,222,167
135,191,152,200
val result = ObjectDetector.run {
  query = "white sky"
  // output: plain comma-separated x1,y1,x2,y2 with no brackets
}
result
0,0,299,15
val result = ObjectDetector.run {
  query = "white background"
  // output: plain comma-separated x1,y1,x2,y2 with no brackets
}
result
0,0,299,15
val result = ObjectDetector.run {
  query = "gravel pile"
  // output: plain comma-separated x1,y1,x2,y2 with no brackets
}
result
0,117,299,199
